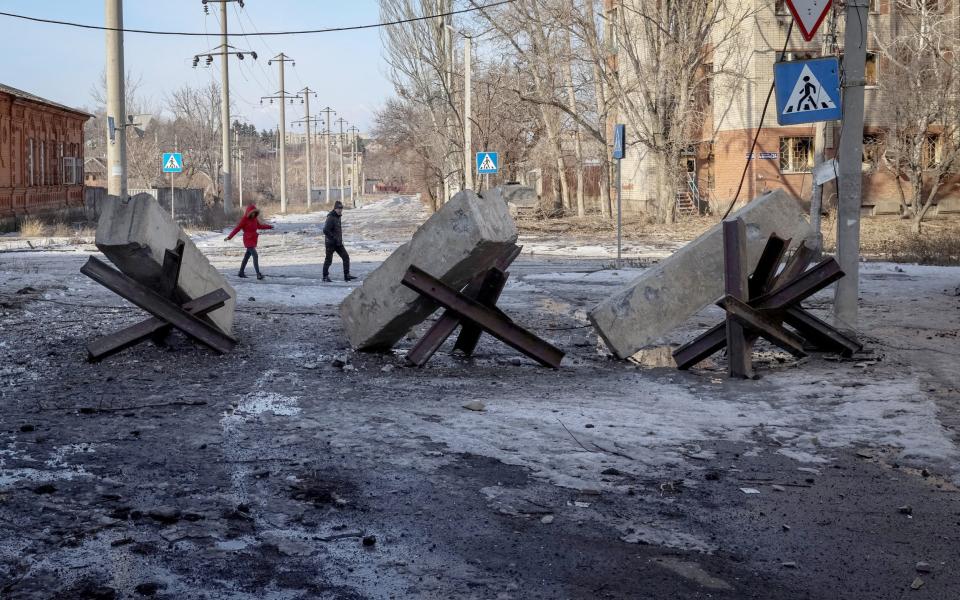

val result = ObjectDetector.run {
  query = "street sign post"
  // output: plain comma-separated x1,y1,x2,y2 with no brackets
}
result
162,153,184,220
784,0,833,42
774,57,842,126
612,124,626,268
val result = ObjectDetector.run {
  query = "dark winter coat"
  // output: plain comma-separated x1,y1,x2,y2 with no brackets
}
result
323,210,343,247
227,204,274,248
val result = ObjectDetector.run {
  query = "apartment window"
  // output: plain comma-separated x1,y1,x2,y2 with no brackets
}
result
922,135,942,169
865,52,879,86
869,0,881,13
40,141,46,185
780,136,814,173
863,134,883,169
607,7,620,52
27,138,34,186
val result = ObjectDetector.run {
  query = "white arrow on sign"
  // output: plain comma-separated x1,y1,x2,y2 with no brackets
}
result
785,0,833,42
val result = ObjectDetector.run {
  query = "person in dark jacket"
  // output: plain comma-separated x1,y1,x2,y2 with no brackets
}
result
322,201,356,282
225,204,273,279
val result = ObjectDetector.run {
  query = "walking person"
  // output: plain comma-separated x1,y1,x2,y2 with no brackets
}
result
225,204,274,280
322,200,356,282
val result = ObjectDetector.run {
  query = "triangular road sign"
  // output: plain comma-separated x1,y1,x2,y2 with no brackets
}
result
782,64,837,116
785,0,833,42
478,154,496,172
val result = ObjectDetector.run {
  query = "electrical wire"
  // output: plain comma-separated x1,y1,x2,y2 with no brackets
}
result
721,19,794,220
0,1,515,37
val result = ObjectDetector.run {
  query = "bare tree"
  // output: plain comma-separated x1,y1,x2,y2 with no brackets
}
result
877,0,960,233
167,81,224,197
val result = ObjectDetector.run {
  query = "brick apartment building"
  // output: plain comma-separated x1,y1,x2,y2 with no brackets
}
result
612,0,960,216
0,83,90,224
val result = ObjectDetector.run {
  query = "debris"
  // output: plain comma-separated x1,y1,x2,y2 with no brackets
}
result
781,561,798,569
19,424,35,432
463,401,486,412
135,582,162,596
771,485,786,492
915,562,931,573
856,450,874,459
601,467,625,476
32,484,57,495
331,358,346,369
704,471,721,481
343,364,356,372
362,535,377,547
898,505,913,515
573,501,591,508
911,577,925,590
782,524,791,532
248,297,256,302
540,515,554,524
381,365,394,373
739,488,761,495
147,506,181,524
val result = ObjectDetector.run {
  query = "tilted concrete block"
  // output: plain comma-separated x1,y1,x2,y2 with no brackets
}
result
588,190,813,359
95,194,237,335
341,188,518,351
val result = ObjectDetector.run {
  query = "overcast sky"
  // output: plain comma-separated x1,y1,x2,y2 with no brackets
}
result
0,0,394,132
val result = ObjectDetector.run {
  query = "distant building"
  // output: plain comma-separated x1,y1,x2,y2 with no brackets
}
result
84,157,106,188
0,83,90,223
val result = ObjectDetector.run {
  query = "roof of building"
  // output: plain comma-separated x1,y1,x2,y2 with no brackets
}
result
0,83,91,118
84,157,106,174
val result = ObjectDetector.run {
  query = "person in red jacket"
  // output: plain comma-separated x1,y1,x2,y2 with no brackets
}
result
225,204,274,279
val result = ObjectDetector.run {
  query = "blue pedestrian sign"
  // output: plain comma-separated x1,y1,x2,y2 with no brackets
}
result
162,152,184,173
612,124,626,159
775,57,841,126
476,152,499,175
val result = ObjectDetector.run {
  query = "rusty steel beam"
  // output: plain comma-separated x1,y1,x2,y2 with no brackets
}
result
453,268,508,356
749,235,790,299
81,257,236,355
770,242,816,293
673,323,725,370
86,289,230,362
401,266,564,368
719,296,807,358
723,219,754,378
783,307,862,356
753,258,844,310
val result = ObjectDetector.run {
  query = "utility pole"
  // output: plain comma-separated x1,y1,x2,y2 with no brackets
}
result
293,115,323,208
347,125,359,207
105,0,127,199
296,87,317,209
810,7,839,258
335,117,347,205
193,0,255,218
834,0,869,328
261,54,298,213
463,34,473,191
320,106,335,203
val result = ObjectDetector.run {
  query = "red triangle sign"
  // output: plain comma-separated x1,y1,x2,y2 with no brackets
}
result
785,0,833,42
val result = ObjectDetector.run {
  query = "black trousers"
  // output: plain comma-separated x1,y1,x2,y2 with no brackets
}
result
323,244,350,278
240,248,260,274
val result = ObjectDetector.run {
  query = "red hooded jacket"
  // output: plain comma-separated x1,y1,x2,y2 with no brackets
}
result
227,204,274,248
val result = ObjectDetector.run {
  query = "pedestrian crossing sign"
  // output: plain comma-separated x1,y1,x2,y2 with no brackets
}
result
162,152,184,173
774,57,842,126
476,152,499,175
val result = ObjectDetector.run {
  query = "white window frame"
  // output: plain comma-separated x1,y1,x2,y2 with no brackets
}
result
780,136,815,173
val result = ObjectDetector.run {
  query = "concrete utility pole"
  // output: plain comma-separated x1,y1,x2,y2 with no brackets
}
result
105,0,127,198
261,54,298,213
192,0,254,217
335,117,347,204
321,107,335,203
235,129,244,207
834,0,869,328
464,35,473,191
297,87,317,209
347,125,359,207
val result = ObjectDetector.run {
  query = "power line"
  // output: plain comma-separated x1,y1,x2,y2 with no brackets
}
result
0,1,515,37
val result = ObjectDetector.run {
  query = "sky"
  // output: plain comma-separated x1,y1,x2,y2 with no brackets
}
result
0,0,395,133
